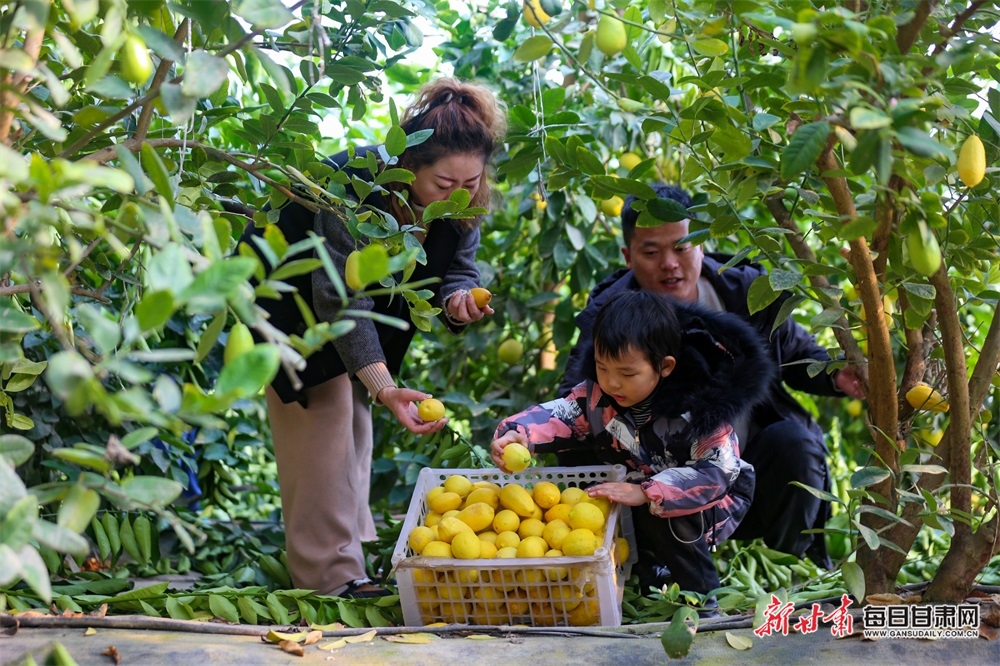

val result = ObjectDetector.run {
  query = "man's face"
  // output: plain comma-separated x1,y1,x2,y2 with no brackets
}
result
623,220,704,303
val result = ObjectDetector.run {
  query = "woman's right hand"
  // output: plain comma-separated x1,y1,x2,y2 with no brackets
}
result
379,387,449,435
490,430,528,470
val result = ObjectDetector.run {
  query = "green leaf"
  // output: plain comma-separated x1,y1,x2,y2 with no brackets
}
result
752,113,781,132
51,447,112,474
850,466,891,488
105,582,170,604
121,427,158,451
16,544,52,604
0,435,34,466
849,107,891,130
166,597,193,620
337,600,365,628
789,481,845,505
355,243,391,287
266,593,290,625
181,50,230,99
692,38,729,56
237,596,259,624
840,561,865,602
209,594,241,623
0,495,38,550
768,268,801,292
895,127,953,161
119,476,184,510
384,125,407,157
180,256,258,312
234,0,294,28
900,464,947,475
660,606,698,658
853,520,879,550
214,344,280,399
57,485,100,533
0,300,39,333
747,275,780,315
780,121,830,180
514,35,553,62
32,519,89,557
134,290,176,331
140,142,174,206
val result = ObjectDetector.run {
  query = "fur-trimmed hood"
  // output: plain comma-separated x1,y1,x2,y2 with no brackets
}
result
644,302,776,441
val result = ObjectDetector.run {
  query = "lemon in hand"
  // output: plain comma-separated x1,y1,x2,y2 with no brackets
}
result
502,442,532,472
417,398,446,422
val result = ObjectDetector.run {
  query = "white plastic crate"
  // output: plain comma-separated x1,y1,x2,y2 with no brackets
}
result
391,465,636,627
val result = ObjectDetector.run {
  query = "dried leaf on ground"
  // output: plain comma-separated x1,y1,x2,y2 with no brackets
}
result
90,604,108,618
383,633,438,644
725,632,752,650
309,621,346,631
303,630,323,645
980,624,999,641
263,629,308,643
101,645,122,665
865,594,903,606
15,610,50,618
317,639,347,650
279,640,305,656
84,628,97,636
465,634,496,640
344,629,377,643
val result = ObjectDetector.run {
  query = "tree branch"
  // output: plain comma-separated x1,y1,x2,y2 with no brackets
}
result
0,25,45,144
135,20,191,143
0,282,110,303
897,0,940,54
931,0,990,55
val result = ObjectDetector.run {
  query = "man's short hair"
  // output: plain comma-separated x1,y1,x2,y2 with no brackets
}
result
621,184,693,247
592,290,682,369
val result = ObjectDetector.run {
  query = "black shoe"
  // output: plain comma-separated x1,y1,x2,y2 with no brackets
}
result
340,580,391,599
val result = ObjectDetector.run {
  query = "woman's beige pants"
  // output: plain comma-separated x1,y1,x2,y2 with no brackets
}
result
266,374,377,594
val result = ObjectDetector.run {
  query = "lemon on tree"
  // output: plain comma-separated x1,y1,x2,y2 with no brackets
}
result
522,0,550,28
224,322,254,365
600,195,624,216
957,134,986,188
907,220,942,277
417,398,446,422
620,151,642,171
596,14,627,56
498,337,524,365
344,250,364,290
905,382,949,412
119,34,153,85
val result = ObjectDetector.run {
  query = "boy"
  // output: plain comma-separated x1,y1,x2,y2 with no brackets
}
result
491,290,774,598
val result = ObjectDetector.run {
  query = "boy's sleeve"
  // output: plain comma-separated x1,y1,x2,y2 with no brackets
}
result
640,426,742,517
494,383,592,453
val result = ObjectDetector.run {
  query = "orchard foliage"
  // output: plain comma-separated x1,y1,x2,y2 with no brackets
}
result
1,0,998,618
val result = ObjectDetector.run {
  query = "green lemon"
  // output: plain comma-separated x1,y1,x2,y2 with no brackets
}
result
596,15,627,57
224,323,254,365
120,35,154,85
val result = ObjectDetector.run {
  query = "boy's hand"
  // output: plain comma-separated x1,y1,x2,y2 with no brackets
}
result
491,430,528,471
587,482,648,507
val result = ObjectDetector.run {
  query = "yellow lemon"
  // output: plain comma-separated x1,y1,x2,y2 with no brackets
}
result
586,496,612,518
502,442,532,472
425,485,445,504
479,540,498,559
532,481,561,509
493,509,521,534
569,502,606,533
615,536,631,565
470,287,492,308
542,519,571,550
442,509,460,520
522,0,550,28
545,503,573,524
517,536,549,559
478,530,498,544
846,399,863,417
568,599,600,626
421,541,452,558
906,382,949,413
957,134,986,188
530,504,544,521
424,511,443,527
544,549,568,581
495,530,521,550
344,250,364,290
562,528,599,556
620,151,642,170
551,584,583,612
428,491,462,514
408,525,435,554
517,518,546,540
418,398,446,422
495,546,518,559
443,474,473,498
451,530,482,559
560,487,588,506
464,487,500,510
916,428,944,447
457,502,495,532
437,516,474,543
499,483,537,517
473,480,503,494
600,195,624,216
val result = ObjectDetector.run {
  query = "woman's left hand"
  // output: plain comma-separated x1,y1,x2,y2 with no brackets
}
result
587,482,648,507
447,290,494,324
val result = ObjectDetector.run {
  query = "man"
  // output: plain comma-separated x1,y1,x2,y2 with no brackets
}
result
559,184,863,582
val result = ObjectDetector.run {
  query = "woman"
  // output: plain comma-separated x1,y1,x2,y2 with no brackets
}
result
239,78,506,597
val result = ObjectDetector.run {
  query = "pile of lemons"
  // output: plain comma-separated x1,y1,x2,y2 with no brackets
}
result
405,474,630,626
